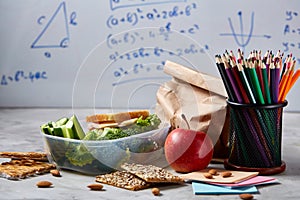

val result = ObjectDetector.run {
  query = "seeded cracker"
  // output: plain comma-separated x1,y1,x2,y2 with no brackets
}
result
95,171,151,191
121,163,184,183
0,159,56,180
0,151,48,161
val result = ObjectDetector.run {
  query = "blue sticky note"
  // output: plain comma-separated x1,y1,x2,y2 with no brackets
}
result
192,182,258,195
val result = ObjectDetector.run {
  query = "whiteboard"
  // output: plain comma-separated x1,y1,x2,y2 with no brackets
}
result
0,0,299,111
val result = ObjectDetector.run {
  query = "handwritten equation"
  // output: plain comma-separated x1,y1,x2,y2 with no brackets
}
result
0,70,47,86
107,22,204,48
109,44,209,63
107,3,196,28
110,0,187,11
282,10,300,55
112,61,166,86
106,26,209,84
110,43,208,77
104,1,208,87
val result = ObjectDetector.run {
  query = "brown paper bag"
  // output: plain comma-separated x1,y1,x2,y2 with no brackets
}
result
155,61,229,161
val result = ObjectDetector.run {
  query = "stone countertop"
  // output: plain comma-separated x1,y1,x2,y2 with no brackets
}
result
0,108,299,200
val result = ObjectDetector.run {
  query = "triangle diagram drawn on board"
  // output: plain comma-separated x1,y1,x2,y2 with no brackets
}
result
31,2,70,49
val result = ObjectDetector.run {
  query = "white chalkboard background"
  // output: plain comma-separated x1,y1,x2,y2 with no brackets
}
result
1,0,299,111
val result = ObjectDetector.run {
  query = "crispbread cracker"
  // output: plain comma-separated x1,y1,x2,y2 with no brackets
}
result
0,151,48,161
95,171,150,191
0,159,56,180
121,163,184,183
86,110,149,123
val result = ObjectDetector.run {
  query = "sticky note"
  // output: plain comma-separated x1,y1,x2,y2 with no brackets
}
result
192,182,258,195
213,176,278,188
181,168,258,183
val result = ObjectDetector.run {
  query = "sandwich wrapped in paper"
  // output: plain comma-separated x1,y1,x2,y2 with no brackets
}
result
155,61,229,160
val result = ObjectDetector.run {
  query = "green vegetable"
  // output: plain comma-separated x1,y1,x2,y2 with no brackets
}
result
62,120,75,138
82,129,102,140
40,123,52,135
40,114,86,140
53,127,64,137
65,144,95,167
55,117,68,126
70,115,85,139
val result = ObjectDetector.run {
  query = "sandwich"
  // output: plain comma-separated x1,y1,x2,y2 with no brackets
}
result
84,110,162,140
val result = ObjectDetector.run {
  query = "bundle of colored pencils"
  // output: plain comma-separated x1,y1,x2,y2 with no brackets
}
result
215,49,299,104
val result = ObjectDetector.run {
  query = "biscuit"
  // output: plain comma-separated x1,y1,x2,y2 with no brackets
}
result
0,159,56,180
0,151,48,161
96,171,150,191
121,163,184,183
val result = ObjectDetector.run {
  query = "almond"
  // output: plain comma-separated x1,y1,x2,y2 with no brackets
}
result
36,181,52,188
87,183,104,191
50,169,61,177
239,193,254,200
221,171,232,178
208,169,218,175
203,172,213,179
151,187,160,196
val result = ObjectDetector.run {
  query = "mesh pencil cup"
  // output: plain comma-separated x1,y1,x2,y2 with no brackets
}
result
224,100,288,175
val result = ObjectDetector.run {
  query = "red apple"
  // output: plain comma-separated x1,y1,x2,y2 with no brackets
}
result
164,128,214,173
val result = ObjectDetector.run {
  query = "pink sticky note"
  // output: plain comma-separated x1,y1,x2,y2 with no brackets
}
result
212,176,278,188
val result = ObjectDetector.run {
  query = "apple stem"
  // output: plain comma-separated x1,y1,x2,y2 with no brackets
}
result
181,114,190,129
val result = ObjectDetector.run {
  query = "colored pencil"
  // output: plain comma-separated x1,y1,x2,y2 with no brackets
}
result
237,49,244,64
222,55,243,103
215,55,237,102
230,58,250,103
280,54,289,81
281,60,296,101
244,59,258,102
274,60,281,103
237,63,256,104
285,69,300,96
279,58,293,101
248,60,265,104
256,59,265,101
261,62,272,104
270,62,277,103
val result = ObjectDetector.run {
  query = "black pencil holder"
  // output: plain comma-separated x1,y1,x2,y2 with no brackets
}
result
224,100,288,175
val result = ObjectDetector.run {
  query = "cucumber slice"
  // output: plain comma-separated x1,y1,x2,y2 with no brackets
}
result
46,127,54,135
55,117,68,126
41,123,52,135
61,120,75,139
53,127,64,137
47,121,55,128
70,115,85,139
41,115,85,139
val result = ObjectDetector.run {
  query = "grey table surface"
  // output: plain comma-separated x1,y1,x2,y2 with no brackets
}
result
0,108,299,200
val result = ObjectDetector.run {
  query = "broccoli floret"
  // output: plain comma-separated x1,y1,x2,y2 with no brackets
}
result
97,128,130,140
136,114,161,127
132,114,161,134
82,129,102,140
